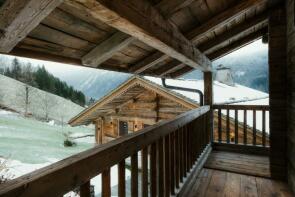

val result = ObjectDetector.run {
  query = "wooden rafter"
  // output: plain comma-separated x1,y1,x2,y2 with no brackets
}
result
155,61,184,77
82,32,136,67
207,27,268,61
170,27,268,78
75,0,211,71
159,12,268,77
186,0,267,42
198,12,268,53
80,0,196,69
0,0,63,53
130,0,266,75
129,52,168,74
155,0,196,19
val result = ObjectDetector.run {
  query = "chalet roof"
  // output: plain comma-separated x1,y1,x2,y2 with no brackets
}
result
68,76,199,126
0,0,276,78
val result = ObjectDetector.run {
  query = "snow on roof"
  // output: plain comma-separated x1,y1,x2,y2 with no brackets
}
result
143,77,269,133
144,76,269,105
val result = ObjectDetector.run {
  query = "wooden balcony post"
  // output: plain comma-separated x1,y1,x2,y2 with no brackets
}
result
268,6,287,180
95,117,104,144
204,72,213,142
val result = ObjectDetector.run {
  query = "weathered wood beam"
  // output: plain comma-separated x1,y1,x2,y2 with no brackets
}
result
159,12,268,77
0,0,63,53
155,60,184,77
207,27,268,61
170,66,194,78
186,0,267,42
155,0,196,19
80,0,197,69
131,0,265,75
198,12,268,53
75,0,211,71
129,52,169,74
170,27,268,78
82,31,136,67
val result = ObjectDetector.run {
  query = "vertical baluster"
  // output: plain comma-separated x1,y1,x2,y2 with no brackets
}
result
170,132,175,195
102,168,111,197
253,110,257,145
262,110,266,147
80,181,91,197
131,153,138,197
179,127,184,183
186,124,191,171
141,148,148,197
157,138,164,196
150,143,157,197
243,110,247,145
201,116,205,152
175,129,180,189
226,109,230,143
186,125,190,172
118,160,125,197
183,125,187,176
164,135,170,197
218,109,222,142
234,110,238,144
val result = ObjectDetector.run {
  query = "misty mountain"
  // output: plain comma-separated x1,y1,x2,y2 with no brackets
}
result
184,40,269,93
51,68,131,100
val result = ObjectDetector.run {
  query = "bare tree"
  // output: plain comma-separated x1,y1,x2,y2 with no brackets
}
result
18,85,35,117
41,94,55,121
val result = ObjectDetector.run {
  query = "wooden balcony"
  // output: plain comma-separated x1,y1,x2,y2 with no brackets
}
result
0,106,293,197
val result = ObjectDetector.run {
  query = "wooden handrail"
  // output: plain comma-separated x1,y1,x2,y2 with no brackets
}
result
0,106,210,197
213,104,270,110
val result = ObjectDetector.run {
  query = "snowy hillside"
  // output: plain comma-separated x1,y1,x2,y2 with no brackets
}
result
144,76,269,105
0,74,85,122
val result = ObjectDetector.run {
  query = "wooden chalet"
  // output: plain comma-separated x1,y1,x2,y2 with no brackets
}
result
69,76,269,147
0,0,294,196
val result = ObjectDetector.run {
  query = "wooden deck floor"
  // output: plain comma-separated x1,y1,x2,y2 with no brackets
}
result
186,151,293,197
186,168,293,197
204,151,270,177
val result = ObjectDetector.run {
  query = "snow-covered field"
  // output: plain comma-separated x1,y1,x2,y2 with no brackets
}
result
0,110,136,196
0,110,93,181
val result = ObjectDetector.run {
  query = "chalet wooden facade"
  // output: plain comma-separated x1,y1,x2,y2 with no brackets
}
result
69,76,270,147
0,0,294,196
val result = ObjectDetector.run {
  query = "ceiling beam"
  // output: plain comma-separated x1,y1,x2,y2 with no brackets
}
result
171,27,268,78
207,27,267,61
198,12,268,53
129,52,168,74
0,0,63,53
159,13,268,77
82,32,136,67
186,0,267,42
76,0,211,71
155,60,184,77
155,0,196,18
80,0,196,69
130,0,266,75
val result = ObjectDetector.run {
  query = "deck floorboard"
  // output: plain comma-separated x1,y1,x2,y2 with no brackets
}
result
204,151,270,177
187,151,293,197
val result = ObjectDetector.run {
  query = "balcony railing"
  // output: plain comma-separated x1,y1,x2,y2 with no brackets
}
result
212,105,270,153
0,106,211,197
